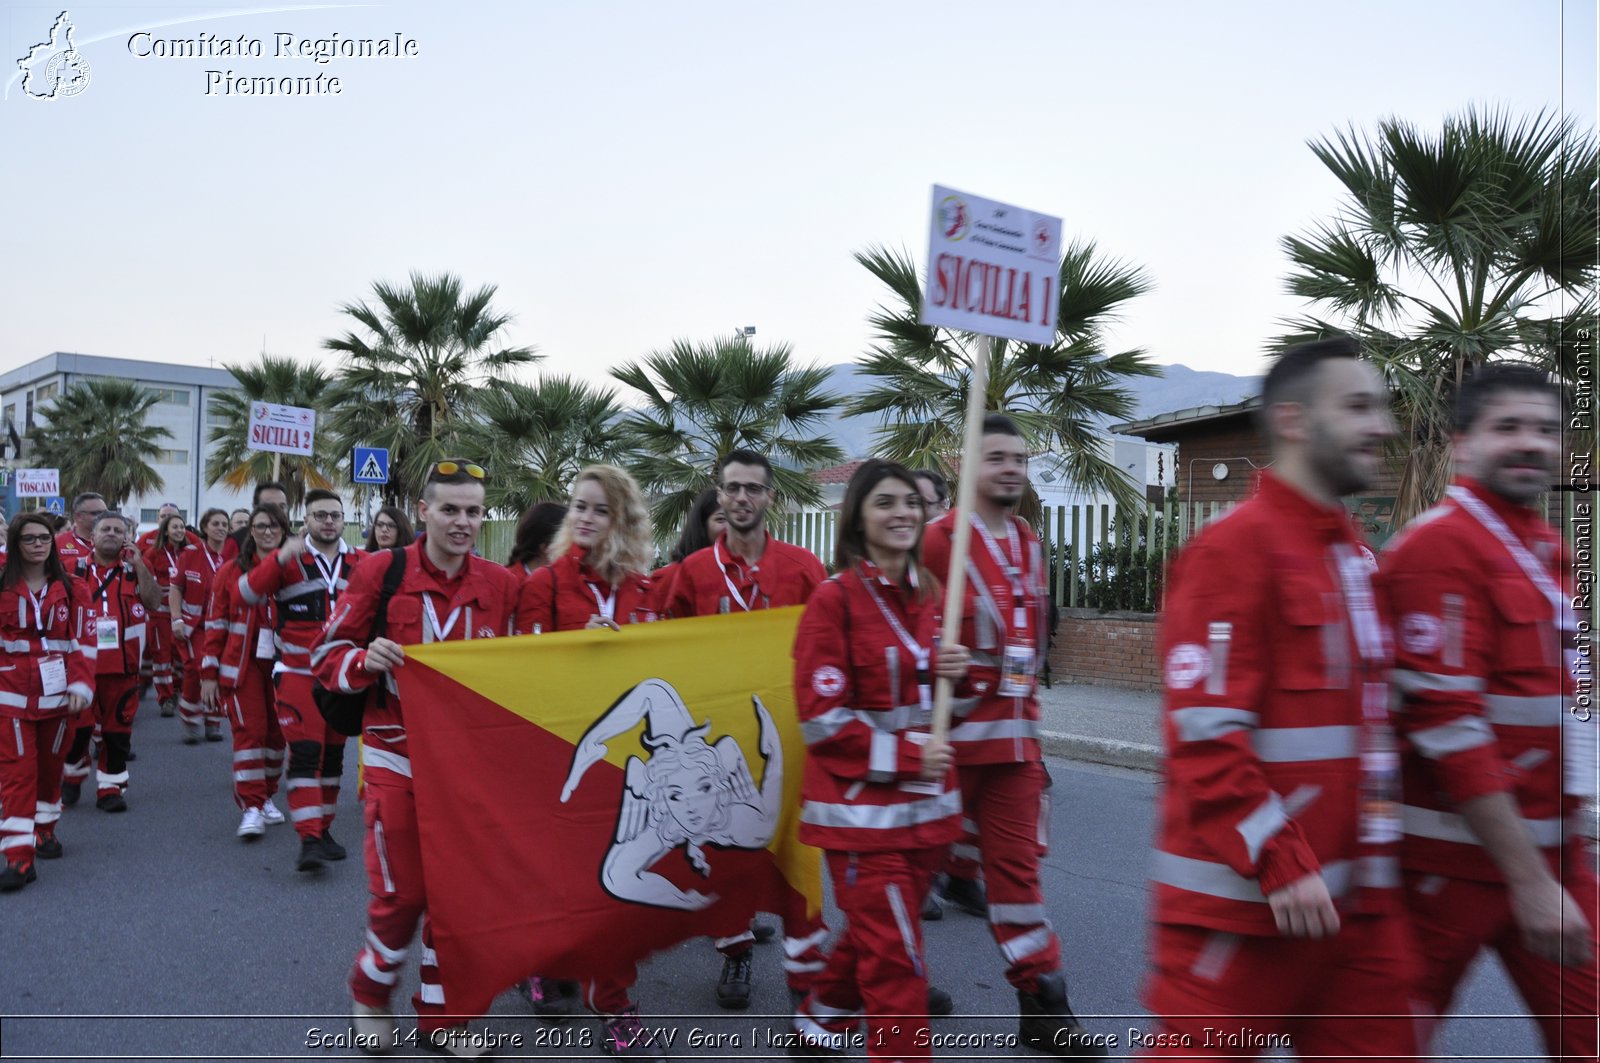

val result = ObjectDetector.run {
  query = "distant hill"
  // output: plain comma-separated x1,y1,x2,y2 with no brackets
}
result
814,361,1259,459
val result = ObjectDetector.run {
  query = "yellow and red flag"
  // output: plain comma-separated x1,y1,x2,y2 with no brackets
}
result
398,608,822,1017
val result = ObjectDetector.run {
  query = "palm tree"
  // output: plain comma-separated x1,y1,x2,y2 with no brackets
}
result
848,243,1159,513
611,336,845,535
1278,106,1598,522
458,376,627,515
322,271,540,505
29,378,171,508
205,354,339,510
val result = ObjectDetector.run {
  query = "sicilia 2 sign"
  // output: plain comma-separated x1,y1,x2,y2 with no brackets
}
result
921,185,1062,346
247,401,316,457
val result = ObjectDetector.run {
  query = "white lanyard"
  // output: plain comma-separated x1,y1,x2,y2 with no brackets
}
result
1449,486,1576,635
203,546,222,575
310,548,343,601
420,594,461,642
25,585,49,635
1332,543,1386,666
162,546,178,577
714,540,760,612
586,580,617,621
859,568,932,712
972,514,1029,631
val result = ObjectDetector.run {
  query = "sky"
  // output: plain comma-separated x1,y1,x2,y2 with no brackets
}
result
2,0,1595,391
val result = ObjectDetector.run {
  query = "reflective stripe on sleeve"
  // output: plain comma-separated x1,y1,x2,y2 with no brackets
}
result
1170,706,1258,743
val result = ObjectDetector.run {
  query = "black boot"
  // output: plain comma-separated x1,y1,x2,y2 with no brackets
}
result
1018,972,1106,1057
716,947,753,1009
939,873,987,916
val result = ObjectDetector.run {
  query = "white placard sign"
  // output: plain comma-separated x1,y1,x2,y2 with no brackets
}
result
921,185,1063,345
247,402,316,456
15,468,60,497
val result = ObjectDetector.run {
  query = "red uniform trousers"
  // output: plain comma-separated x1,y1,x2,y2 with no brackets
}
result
797,848,945,1062
1143,914,1416,1060
225,660,284,810
175,635,224,730
64,674,141,799
1406,865,1599,1059
349,777,454,1035
713,893,830,994
272,669,345,841
957,760,1059,990
0,715,72,866
147,617,175,704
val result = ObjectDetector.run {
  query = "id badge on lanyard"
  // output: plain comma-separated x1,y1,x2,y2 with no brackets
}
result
975,516,1036,696
96,613,120,651
862,573,942,795
1333,546,1400,847
39,655,67,696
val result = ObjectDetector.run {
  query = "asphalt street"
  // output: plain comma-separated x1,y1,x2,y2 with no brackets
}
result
1,692,1543,1062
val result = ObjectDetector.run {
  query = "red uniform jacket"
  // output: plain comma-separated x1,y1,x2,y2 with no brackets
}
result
922,510,1049,765
143,541,184,619
661,533,826,618
200,558,276,689
312,545,519,787
0,578,94,717
793,561,965,853
239,542,355,675
137,527,200,553
1153,472,1401,936
55,531,93,572
174,541,226,633
75,558,150,677
515,545,654,634
1382,478,1581,881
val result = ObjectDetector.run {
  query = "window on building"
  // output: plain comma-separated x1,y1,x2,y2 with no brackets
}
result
34,382,58,402
25,393,33,430
155,449,190,465
147,387,191,406
3,404,15,430
142,508,189,524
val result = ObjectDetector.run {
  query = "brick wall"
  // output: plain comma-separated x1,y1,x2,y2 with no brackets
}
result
1048,607,1160,691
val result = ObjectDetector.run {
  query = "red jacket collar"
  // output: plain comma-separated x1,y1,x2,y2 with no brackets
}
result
1253,470,1362,544
1452,477,1543,533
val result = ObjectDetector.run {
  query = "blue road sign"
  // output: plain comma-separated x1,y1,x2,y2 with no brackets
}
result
43,497,65,514
352,447,390,485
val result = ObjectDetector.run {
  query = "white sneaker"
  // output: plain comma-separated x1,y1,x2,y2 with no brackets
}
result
236,807,266,839
259,798,285,826
352,1002,396,1055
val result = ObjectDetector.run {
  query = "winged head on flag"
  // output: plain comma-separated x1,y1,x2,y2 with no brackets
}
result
561,678,782,910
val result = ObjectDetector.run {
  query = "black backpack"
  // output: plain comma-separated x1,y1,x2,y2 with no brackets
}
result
313,547,408,737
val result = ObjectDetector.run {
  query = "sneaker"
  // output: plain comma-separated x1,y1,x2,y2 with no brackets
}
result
296,836,326,872
600,1006,664,1059
318,829,348,861
716,947,753,1010
96,792,128,813
181,719,202,746
927,984,955,1016
0,860,36,892
352,1002,395,1055
60,781,81,807
523,976,579,1021
159,698,177,718
237,807,266,839
260,798,286,825
1017,972,1107,1058
205,721,224,742
34,829,63,860
940,874,988,917
922,890,944,921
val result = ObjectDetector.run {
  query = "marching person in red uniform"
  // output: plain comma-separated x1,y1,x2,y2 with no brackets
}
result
54,493,106,571
513,464,667,1056
201,504,290,839
221,482,289,563
505,501,566,580
170,509,230,744
62,512,159,812
238,489,356,872
135,502,200,553
647,488,722,616
789,459,967,1061
0,514,94,890
1146,337,1415,1058
363,505,415,554
660,450,831,1010
143,512,190,716
314,459,520,1059
1382,364,1597,1057
920,414,1103,1055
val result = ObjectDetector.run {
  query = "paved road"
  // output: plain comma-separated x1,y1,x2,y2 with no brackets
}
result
1,693,1543,1061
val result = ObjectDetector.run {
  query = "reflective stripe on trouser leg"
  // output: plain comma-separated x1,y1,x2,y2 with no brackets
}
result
286,741,325,839
229,665,277,810
320,734,347,831
779,863,830,993
961,760,1061,989
351,780,425,1009
0,720,38,862
62,725,94,782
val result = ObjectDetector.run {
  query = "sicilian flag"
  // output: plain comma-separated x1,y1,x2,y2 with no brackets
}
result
397,608,822,1017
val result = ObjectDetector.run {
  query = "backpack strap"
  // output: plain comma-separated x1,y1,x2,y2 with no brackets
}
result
369,547,408,706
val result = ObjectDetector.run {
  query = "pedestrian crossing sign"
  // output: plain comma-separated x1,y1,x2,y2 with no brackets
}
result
352,446,389,485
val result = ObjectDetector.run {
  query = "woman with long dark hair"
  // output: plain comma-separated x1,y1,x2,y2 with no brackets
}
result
649,488,726,615
171,508,230,744
201,503,289,839
788,459,969,1060
364,506,414,553
0,513,93,891
144,513,190,716
506,501,567,576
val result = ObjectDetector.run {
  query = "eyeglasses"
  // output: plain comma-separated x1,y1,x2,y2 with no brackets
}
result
78,508,107,518
720,481,771,498
374,519,397,530
307,510,344,522
18,533,52,545
432,461,485,479
250,523,280,533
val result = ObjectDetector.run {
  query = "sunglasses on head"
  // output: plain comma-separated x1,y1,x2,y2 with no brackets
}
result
432,460,486,479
